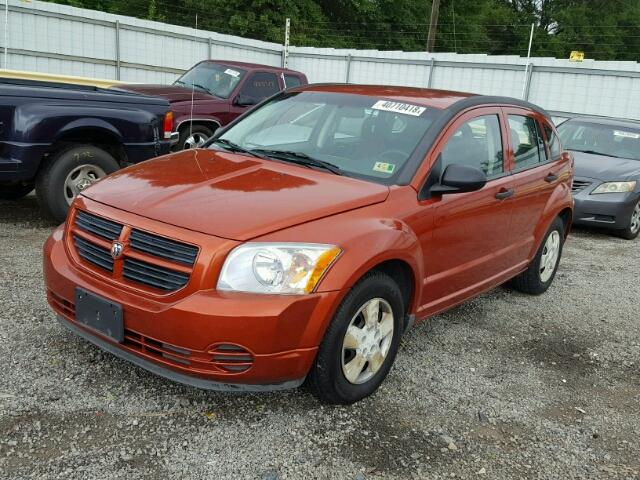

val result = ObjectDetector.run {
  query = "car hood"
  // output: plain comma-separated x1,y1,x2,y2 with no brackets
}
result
572,151,640,181
115,84,217,103
81,149,390,241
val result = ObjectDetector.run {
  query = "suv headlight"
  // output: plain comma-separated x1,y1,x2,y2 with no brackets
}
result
591,181,636,194
217,243,341,294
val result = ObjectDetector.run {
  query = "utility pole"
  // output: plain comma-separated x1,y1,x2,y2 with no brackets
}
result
427,0,440,53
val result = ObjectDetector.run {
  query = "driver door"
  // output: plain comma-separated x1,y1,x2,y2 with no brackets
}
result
419,108,517,315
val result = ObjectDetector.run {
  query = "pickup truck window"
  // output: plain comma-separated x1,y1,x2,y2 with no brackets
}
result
238,72,281,105
215,91,440,184
284,74,303,88
175,63,246,99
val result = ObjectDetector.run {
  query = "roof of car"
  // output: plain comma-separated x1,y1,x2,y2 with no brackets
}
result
564,116,640,129
202,59,305,76
289,84,550,117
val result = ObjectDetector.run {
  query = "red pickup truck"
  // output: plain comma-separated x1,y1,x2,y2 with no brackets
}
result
120,60,308,150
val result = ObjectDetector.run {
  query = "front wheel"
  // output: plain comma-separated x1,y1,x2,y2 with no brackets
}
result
615,199,640,240
510,217,565,295
36,145,119,223
179,124,214,150
306,272,404,404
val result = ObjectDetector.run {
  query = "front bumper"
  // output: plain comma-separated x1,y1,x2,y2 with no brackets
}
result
573,180,639,230
43,220,342,391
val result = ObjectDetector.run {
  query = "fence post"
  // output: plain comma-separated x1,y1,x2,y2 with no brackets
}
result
115,20,121,80
427,57,435,88
208,37,212,59
282,18,290,68
523,63,534,100
3,0,8,69
345,54,352,83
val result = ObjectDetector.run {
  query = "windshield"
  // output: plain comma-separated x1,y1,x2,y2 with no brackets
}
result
558,120,640,161
212,91,440,184
174,63,246,99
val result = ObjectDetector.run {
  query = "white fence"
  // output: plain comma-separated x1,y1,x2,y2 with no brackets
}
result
2,0,640,120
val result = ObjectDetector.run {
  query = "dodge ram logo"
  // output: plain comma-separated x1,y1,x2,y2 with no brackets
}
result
111,241,124,260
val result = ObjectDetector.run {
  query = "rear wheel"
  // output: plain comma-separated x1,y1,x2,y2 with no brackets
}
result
306,272,404,404
36,145,119,223
0,183,34,200
615,199,640,240
510,217,564,295
179,124,214,150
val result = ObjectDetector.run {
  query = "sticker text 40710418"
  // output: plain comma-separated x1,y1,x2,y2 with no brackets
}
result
371,100,426,117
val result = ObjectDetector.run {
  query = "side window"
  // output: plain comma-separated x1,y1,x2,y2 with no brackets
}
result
238,72,280,104
544,123,562,159
508,115,546,169
284,74,302,88
441,115,504,177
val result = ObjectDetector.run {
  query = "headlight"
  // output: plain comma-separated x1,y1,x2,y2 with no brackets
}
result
217,243,341,294
591,181,637,194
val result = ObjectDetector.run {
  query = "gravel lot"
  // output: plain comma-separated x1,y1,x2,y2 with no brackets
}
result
1,194,638,480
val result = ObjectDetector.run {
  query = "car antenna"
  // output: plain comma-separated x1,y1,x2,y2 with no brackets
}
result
189,14,198,150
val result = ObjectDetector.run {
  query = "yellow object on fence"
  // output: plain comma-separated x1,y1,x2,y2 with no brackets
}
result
0,69,123,88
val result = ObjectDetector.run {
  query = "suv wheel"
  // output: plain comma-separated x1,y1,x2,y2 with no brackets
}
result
179,124,214,150
615,199,640,240
0,183,34,200
306,272,404,404
36,145,119,223
510,217,565,295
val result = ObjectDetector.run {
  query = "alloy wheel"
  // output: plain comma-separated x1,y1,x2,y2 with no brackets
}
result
183,132,209,149
63,164,107,205
630,201,640,235
539,230,561,282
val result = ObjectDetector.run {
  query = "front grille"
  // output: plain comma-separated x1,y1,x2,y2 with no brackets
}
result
75,210,123,240
129,230,198,266
71,209,199,293
123,258,190,291
73,235,114,271
572,179,592,194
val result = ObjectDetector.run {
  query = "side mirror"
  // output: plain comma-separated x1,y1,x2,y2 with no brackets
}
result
430,164,487,195
234,94,257,107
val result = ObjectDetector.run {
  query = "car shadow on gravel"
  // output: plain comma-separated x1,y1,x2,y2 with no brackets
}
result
0,195,58,229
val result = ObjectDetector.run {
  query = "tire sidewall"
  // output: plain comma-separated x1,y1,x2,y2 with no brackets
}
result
619,198,640,240
41,145,119,222
319,274,405,403
534,218,565,289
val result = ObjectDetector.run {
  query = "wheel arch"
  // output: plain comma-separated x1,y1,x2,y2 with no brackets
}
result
176,118,221,133
43,126,126,170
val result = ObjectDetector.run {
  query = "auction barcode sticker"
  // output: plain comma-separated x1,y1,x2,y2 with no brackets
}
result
224,68,240,78
613,130,640,139
372,100,426,116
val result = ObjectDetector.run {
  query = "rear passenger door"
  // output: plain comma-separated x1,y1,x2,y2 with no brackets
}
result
421,108,515,312
502,107,563,261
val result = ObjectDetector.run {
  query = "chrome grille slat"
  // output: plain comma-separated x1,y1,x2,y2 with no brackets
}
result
75,211,123,240
130,230,198,266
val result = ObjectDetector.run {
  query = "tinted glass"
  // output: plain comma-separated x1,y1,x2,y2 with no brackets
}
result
508,115,546,169
174,63,245,99
544,123,562,159
557,120,640,161
284,74,303,88
238,72,281,104
441,115,503,177
214,91,440,184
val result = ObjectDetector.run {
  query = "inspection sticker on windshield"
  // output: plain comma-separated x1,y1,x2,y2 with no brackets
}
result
373,162,396,174
224,68,240,78
371,100,426,117
614,130,640,139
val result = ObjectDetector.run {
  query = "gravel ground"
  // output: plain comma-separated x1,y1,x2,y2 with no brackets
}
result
1,194,638,480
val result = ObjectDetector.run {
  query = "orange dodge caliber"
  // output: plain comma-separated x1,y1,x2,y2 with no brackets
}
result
44,85,573,404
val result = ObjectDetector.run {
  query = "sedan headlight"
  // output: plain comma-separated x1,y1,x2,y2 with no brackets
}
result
217,243,341,294
591,181,637,194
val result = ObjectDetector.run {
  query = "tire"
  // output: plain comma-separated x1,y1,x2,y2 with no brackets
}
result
614,199,640,240
178,124,214,150
35,145,119,223
510,217,565,295
0,183,34,200
306,272,405,404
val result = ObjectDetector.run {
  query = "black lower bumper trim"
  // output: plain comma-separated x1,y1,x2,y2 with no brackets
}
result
56,315,305,393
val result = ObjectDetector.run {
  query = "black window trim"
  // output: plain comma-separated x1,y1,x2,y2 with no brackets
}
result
506,111,556,174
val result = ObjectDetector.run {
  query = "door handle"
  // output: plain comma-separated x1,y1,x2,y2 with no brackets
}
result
544,173,559,183
495,188,514,200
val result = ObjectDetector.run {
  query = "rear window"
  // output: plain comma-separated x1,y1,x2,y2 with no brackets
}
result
558,120,640,161
284,74,303,88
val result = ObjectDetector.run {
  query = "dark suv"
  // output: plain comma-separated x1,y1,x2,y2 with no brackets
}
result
120,60,308,150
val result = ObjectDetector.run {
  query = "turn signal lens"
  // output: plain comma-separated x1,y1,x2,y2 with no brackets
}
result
163,111,174,139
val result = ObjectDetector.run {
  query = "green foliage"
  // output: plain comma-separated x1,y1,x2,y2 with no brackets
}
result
44,0,640,61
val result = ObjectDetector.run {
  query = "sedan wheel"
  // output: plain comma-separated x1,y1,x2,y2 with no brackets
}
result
539,230,561,283
630,202,640,235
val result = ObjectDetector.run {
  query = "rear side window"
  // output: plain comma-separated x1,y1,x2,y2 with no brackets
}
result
284,74,303,88
544,123,562,159
238,72,280,104
508,115,547,169
441,115,504,177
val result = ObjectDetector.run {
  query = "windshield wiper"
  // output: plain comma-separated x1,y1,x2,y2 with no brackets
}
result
174,80,186,86
572,149,619,158
253,149,343,175
211,139,267,159
192,83,213,95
